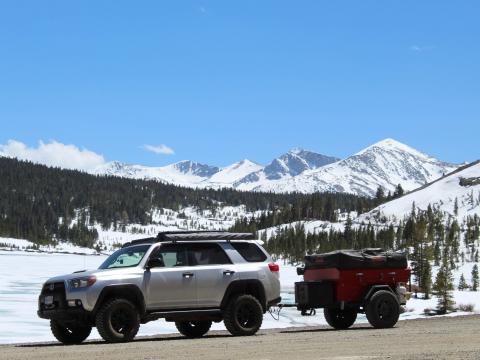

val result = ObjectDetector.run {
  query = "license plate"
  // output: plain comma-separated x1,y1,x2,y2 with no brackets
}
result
44,296,53,305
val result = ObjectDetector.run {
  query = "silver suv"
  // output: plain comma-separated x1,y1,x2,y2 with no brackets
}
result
38,232,281,344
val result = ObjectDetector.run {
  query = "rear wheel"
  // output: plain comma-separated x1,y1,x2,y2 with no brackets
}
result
224,294,263,336
95,298,140,343
323,307,357,329
50,320,92,345
175,320,212,338
365,290,400,328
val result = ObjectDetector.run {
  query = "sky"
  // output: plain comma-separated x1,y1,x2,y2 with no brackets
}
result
0,0,479,169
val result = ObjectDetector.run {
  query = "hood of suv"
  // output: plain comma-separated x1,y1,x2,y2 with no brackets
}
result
45,267,144,284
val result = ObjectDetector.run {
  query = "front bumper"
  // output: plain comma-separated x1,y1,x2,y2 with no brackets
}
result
37,308,92,322
38,281,93,324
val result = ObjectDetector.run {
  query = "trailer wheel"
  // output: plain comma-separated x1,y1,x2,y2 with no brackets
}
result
365,290,400,328
323,307,357,329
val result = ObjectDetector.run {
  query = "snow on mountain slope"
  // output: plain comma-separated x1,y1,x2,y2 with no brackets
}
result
359,160,480,223
205,159,263,186
234,148,339,189
247,139,458,197
93,160,220,186
91,139,459,197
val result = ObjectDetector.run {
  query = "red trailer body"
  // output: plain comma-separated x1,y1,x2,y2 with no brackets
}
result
294,249,411,330
303,267,411,303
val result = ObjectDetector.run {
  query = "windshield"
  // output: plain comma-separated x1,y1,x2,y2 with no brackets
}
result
99,244,152,269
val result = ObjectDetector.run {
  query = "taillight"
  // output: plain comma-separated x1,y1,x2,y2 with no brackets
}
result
268,262,279,272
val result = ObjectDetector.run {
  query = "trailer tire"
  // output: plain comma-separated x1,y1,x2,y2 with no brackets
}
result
323,307,357,329
365,290,400,329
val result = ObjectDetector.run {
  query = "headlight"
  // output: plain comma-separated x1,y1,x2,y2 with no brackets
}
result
69,276,96,289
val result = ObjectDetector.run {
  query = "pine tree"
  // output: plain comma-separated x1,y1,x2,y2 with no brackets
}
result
420,259,432,299
432,258,455,314
458,273,469,291
393,184,404,198
375,186,385,204
472,264,479,291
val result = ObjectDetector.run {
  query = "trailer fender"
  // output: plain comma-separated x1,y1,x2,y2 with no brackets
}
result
363,285,394,303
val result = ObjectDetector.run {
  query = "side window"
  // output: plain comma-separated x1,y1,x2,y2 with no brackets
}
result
231,242,267,262
150,244,189,268
188,243,232,266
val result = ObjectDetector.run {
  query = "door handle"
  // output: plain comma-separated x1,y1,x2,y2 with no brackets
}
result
223,270,235,276
183,272,194,278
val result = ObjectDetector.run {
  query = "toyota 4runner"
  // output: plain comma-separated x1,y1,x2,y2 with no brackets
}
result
38,231,281,344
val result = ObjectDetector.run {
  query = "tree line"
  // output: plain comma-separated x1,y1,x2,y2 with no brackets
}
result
0,157,374,247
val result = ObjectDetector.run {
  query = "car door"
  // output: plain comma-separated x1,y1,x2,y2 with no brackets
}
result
144,243,197,310
187,243,237,308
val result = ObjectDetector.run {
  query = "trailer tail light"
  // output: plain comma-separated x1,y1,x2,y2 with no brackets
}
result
268,262,280,272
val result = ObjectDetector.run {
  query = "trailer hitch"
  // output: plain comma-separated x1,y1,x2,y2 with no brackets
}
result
300,308,316,316
268,304,316,321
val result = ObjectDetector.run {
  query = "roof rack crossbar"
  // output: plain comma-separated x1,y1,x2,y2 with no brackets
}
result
121,231,256,248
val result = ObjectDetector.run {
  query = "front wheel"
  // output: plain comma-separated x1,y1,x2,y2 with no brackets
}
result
50,320,92,345
365,290,400,328
323,307,357,329
95,298,140,343
175,320,212,338
224,294,263,336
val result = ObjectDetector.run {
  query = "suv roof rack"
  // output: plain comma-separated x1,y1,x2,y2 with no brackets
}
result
121,237,156,248
156,231,256,242
121,231,256,248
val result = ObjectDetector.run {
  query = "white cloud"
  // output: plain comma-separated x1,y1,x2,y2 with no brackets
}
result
142,144,175,155
410,45,435,52
0,139,106,171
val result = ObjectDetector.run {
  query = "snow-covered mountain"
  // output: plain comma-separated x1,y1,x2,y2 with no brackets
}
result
206,159,263,187
93,160,220,186
91,139,460,197
234,149,339,187
241,139,458,197
359,160,480,223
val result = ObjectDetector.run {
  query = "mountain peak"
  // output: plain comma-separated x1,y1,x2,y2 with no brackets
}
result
288,147,305,155
356,138,424,158
171,160,219,177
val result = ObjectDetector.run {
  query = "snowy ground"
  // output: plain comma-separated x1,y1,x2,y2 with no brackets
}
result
0,251,478,344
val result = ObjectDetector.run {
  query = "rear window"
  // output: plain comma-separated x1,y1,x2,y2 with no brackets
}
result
231,242,267,262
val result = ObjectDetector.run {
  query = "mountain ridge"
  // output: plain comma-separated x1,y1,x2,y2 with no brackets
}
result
88,139,459,197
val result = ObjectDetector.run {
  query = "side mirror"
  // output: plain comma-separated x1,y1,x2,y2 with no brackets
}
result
146,258,164,269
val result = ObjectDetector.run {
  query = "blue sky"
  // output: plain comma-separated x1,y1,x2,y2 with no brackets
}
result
0,0,479,167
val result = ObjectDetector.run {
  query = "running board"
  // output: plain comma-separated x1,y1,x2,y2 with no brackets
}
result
142,309,223,323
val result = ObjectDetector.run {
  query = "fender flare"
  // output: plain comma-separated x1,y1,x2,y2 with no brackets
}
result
363,285,394,304
220,280,267,312
92,284,146,315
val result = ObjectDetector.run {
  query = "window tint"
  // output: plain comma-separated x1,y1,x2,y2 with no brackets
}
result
188,243,231,266
99,244,151,269
231,242,267,262
150,244,189,268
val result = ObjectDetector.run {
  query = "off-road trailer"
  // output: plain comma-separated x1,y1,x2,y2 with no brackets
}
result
275,249,410,329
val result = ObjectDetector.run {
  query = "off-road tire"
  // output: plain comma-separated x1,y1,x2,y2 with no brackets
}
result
224,294,263,336
175,320,212,338
50,320,92,345
95,298,140,343
365,290,400,329
323,307,357,329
